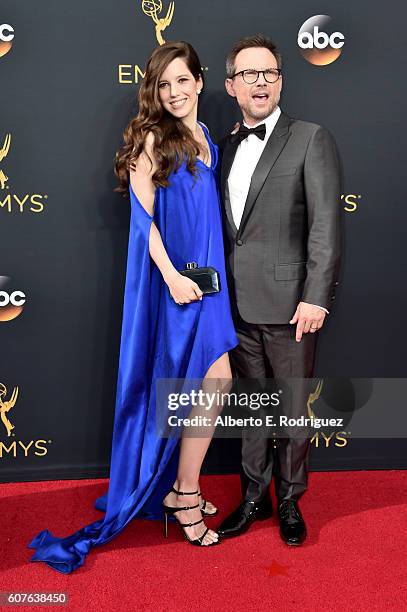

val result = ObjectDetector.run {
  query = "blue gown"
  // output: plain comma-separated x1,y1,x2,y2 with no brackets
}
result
27,122,239,573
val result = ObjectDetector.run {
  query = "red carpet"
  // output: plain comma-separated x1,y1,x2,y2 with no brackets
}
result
1,471,406,611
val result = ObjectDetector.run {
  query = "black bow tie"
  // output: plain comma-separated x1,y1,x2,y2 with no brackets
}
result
231,123,266,143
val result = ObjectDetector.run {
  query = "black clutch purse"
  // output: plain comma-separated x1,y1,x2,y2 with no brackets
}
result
178,262,220,294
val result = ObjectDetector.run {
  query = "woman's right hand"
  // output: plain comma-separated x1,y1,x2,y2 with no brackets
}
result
166,271,203,304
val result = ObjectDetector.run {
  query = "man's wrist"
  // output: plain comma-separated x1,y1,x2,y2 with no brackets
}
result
304,302,329,315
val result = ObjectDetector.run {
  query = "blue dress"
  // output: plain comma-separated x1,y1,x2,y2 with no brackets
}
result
27,122,239,573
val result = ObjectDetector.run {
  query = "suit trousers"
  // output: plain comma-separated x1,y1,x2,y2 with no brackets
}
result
229,316,318,504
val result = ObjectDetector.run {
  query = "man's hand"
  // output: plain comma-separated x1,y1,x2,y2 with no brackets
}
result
289,302,326,342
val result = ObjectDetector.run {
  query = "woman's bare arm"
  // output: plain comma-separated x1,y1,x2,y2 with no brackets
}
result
129,132,203,304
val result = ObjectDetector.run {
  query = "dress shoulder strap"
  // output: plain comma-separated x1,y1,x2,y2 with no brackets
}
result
197,120,217,169
198,120,209,133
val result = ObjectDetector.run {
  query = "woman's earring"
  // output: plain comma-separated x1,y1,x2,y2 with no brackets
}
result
197,90,201,95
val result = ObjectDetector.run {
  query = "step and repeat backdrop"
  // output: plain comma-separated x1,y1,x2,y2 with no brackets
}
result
1,0,406,482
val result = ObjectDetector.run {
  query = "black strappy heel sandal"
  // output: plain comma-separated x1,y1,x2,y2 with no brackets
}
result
198,492,218,516
162,486,220,547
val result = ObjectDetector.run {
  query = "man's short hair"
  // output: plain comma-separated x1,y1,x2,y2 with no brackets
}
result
226,34,282,78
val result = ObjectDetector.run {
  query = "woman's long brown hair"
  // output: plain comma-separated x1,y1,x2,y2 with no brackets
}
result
114,41,205,194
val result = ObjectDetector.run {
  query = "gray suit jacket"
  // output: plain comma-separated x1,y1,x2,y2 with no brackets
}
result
218,111,342,324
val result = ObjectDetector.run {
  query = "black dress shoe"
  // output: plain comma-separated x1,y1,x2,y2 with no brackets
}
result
278,499,306,546
217,498,273,538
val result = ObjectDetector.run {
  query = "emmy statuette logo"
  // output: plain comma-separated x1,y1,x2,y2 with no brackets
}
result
0,381,52,459
142,0,175,45
307,379,323,420
0,383,18,437
307,380,349,448
118,1,179,84
0,133,11,190
0,132,49,214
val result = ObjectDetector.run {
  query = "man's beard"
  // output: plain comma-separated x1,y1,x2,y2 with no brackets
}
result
243,94,280,122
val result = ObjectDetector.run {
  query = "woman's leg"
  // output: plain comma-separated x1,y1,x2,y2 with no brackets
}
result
163,352,232,545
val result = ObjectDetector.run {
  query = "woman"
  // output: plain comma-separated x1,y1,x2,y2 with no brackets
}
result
28,41,238,572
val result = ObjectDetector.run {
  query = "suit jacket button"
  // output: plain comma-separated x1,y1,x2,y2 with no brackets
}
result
236,239,243,246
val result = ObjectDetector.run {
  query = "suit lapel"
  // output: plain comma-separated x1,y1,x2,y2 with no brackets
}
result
220,136,240,234
238,112,291,238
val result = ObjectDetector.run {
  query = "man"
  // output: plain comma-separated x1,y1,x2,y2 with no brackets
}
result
217,34,342,545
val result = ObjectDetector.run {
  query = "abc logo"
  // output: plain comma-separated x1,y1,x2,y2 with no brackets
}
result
298,15,344,66
0,277,25,322
0,24,14,58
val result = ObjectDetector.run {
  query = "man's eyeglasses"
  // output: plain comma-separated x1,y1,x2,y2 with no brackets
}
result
231,68,282,84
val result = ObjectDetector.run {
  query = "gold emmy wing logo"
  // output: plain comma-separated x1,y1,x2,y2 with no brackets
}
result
0,133,11,190
0,383,18,437
142,0,175,45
